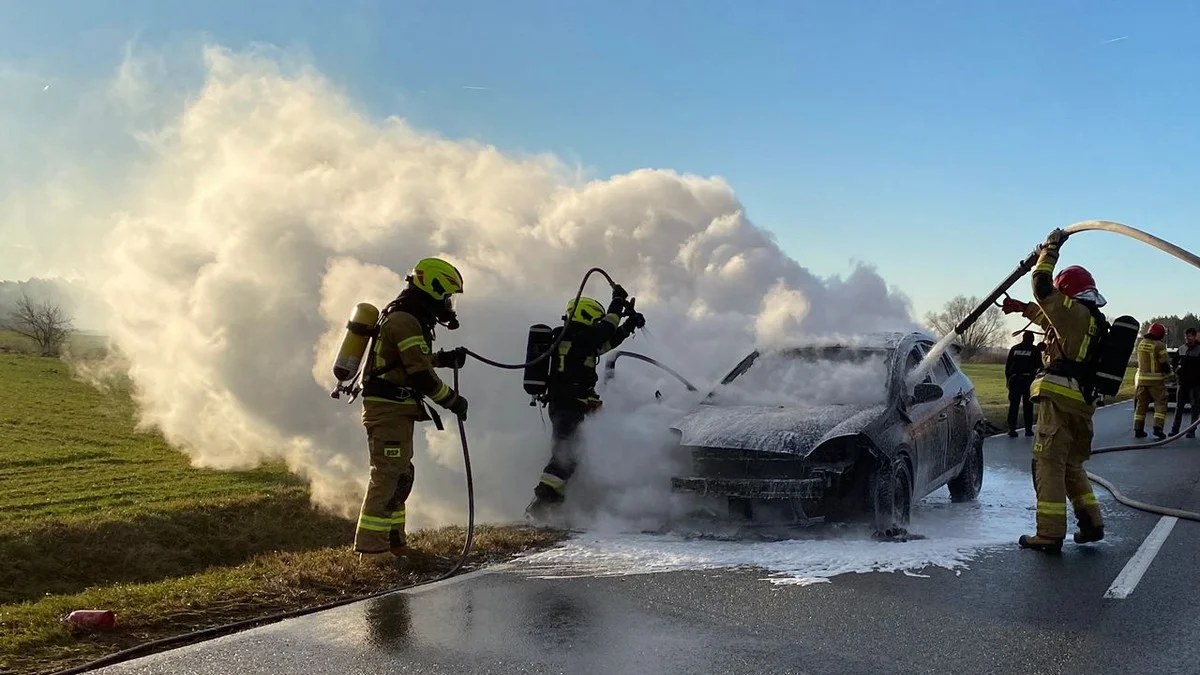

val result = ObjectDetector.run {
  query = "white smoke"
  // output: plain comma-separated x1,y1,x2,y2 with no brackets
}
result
22,43,922,531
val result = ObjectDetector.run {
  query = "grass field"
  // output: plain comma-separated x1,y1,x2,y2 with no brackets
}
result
960,363,1139,430
0,353,564,675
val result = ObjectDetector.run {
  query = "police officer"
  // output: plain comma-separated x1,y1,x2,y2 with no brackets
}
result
354,257,469,567
525,284,645,523
1005,331,1043,437
1002,228,1107,553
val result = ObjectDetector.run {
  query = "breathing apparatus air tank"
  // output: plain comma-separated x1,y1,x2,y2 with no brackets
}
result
523,323,556,399
1092,314,1140,398
332,302,381,384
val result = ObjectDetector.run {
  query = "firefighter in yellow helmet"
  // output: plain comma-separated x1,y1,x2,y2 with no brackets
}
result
1133,322,1171,439
1001,229,1106,553
354,257,469,567
525,284,645,523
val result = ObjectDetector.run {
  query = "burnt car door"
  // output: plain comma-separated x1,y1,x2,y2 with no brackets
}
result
899,343,951,495
927,350,970,483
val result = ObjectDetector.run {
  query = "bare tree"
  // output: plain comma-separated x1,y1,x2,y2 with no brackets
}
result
2,292,74,356
925,295,1004,362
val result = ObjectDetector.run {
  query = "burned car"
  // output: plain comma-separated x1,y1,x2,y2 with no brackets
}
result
665,331,987,535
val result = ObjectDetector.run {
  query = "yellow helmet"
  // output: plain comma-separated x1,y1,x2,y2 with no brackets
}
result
409,257,464,301
566,297,606,326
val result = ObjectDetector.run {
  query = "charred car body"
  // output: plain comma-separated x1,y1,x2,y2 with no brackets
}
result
663,331,987,535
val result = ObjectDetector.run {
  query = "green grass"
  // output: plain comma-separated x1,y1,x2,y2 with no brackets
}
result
0,353,565,675
960,363,1139,430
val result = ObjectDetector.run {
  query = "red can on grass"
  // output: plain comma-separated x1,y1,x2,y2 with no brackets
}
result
66,610,116,630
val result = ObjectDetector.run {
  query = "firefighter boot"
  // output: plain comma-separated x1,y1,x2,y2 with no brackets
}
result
1018,534,1064,554
391,545,453,570
1073,511,1104,544
1154,427,1167,440
1074,525,1105,544
524,493,566,528
358,551,396,569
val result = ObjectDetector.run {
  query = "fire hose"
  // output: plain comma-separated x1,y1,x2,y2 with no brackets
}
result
949,220,1200,524
47,268,625,675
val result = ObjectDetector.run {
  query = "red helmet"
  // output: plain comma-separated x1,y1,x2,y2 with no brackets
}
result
1052,265,1096,298
1147,322,1167,339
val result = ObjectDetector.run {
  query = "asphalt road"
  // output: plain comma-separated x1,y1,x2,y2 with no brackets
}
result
91,400,1200,675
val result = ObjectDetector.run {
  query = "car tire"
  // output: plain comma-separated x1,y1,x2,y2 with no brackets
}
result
867,454,912,534
947,429,984,503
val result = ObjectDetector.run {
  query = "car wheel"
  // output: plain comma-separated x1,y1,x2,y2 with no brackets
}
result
867,454,912,534
947,429,984,503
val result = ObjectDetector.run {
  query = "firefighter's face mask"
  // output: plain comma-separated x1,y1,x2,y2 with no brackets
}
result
437,295,459,330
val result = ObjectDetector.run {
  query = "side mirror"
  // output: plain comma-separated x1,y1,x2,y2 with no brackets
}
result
912,382,944,404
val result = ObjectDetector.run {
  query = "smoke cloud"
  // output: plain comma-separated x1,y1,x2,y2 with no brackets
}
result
25,43,921,531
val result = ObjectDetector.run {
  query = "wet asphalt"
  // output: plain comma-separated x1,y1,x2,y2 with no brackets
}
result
90,399,1200,675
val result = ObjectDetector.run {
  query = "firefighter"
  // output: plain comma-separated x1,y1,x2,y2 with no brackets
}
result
524,284,645,522
1133,322,1171,439
1005,331,1043,437
354,257,470,567
1001,228,1105,553
1171,327,1200,438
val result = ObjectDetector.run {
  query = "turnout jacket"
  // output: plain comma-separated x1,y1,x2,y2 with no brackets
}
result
1135,337,1170,387
1019,246,1103,415
362,308,462,419
547,311,635,408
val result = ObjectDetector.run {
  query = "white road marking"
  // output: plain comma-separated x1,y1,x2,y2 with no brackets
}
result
1104,515,1178,600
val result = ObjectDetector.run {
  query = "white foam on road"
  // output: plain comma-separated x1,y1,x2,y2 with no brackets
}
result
511,466,1126,586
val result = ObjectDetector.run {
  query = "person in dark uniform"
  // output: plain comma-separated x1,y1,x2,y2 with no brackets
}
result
1171,327,1200,438
1005,331,1043,437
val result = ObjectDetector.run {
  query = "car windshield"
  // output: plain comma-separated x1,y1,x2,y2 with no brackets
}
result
705,345,893,408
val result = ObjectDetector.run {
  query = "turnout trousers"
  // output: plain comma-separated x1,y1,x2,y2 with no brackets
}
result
1134,384,1169,432
533,403,591,502
354,404,417,553
1031,398,1103,539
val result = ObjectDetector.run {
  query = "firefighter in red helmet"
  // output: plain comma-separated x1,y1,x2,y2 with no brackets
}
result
1002,231,1106,553
1134,321,1171,439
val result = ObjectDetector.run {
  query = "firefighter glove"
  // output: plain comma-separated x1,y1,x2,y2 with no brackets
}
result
629,311,646,329
448,394,468,419
438,347,468,369
1042,228,1068,250
1001,297,1026,314
608,295,629,317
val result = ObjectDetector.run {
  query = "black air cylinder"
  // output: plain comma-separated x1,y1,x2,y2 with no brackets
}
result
523,323,556,396
1094,314,1140,397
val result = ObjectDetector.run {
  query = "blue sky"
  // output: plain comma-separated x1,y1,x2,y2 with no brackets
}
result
3,0,1200,336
